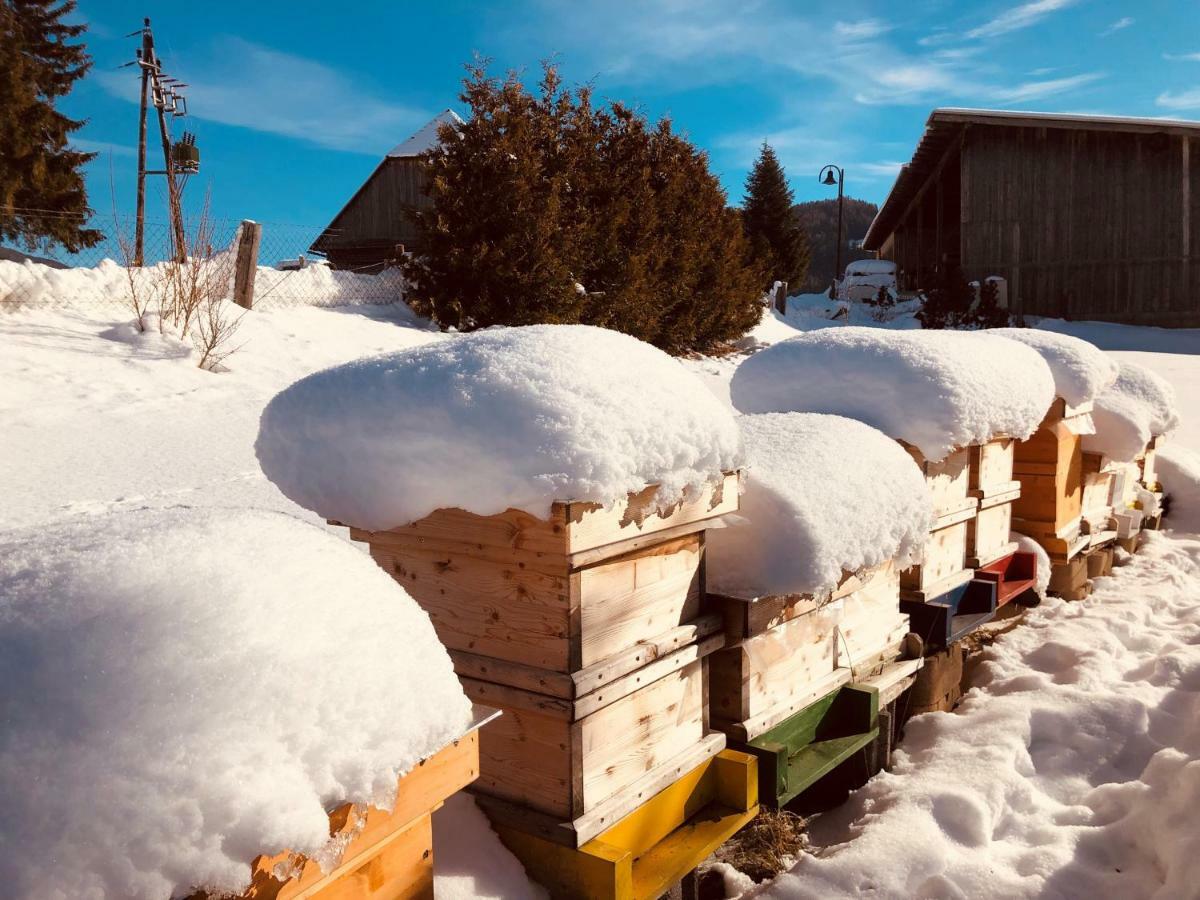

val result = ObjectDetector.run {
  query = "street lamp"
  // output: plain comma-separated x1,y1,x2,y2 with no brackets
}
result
819,164,845,297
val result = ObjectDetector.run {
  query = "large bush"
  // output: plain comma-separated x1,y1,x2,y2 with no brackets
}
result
404,63,764,354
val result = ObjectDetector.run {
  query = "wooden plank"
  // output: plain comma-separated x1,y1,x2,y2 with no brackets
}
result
969,438,1015,493
563,472,739,556
575,535,702,668
901,520,970,592
572,633,723,718
902,444,972,516
967,500,1014,567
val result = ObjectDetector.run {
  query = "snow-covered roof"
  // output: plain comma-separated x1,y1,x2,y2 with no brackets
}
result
387,109,463,158
256,325,743,530
707,413,933,598
729,328,1056,461
990,328,1118,407
0,507,472,899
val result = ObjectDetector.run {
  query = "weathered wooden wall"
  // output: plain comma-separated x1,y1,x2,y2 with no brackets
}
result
878,122,1199,325
314,157,430,269
961,125,1197,324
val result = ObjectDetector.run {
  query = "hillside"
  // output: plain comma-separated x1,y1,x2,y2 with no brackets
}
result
794,197,879,293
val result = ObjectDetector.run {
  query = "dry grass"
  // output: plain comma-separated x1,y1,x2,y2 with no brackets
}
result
712,807,809,883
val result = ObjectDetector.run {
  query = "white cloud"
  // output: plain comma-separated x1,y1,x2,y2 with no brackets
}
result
966,0,1076,40
1164,51,1200,62
71,139,138,159
1157,87,1200,110
835,19,892,40
1100,16,1134,36
96,37,428,155
993,72,1103,102
858,160,905,177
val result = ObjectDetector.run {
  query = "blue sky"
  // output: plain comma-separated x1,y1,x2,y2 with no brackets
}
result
67,0,1200,236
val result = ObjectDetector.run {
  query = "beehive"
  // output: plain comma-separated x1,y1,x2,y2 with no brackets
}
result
898,444,979,600
1012,398,1090,562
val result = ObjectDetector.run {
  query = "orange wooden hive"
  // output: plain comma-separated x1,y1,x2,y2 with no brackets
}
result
188,710,494,900
1012,398,1090,562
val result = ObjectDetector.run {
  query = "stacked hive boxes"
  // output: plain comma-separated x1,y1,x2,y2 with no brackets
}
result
1012,398,1094,599
967,437,1040,607
899,443,999,649
708,562,920,808
349,474,759,895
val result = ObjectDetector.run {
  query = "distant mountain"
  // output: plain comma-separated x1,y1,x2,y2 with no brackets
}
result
793,197,878,293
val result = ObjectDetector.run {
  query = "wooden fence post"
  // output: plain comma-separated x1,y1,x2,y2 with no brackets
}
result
773,281,788,314
233,220,262,309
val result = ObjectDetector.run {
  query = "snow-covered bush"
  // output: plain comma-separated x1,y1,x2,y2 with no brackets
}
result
729,328,1056,461
256,324,744,530
707,413,933,598
990,327,1118,406
0,507,472,900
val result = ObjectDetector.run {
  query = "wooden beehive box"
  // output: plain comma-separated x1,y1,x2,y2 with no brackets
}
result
189,712,491,900
707,563,910,742
1140,434,1162,489
966,437,1021,568
899,444,978,599
1081,452,1119,532
1012,399,1088,559
463,638,725,848
351,472,738,676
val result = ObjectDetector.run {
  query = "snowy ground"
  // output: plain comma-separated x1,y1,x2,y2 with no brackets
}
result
3,296,1200,899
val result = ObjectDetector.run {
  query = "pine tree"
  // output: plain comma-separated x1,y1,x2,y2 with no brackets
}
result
0,0,100,251
742,142,808,291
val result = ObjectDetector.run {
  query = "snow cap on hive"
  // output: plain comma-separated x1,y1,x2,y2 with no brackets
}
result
729,328,1056,461
989,327,1118,407
707,413,934,598
0,507,473,900
1082,361,1180,462
256,324,743,531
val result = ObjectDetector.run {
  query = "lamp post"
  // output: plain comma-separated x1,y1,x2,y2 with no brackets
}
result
819,165,845,297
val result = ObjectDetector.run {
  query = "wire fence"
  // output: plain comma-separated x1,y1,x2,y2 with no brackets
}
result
0,209,407,312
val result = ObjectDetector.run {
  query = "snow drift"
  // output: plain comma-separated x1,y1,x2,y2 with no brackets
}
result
729,328,1056,461
991,327,1118,407
707,413,933,598
1084,361,1181,462
256,324,743,530
0,507,473,900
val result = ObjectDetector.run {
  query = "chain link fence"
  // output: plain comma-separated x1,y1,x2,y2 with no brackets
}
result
0,209,407,312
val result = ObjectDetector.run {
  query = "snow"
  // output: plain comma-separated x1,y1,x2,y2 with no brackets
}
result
256,324,743,531
433,796,547,899
0,506,473,900
759,532,1200,899
1081,362,1180,462
387,109,464,158
845,259,896,276
990,327,1119,407
706,413,933,598
1012,532,1051,598
729,328,1056,461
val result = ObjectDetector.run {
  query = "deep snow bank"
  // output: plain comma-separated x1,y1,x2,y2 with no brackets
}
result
707,413,933,598
991,327,1118,407
729,328,1056,461
0,507,472,900
256,324,743,530
761,532,1200,899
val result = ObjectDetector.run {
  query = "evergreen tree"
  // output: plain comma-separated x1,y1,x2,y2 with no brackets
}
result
742,142,808,291
0,0,100,251
407,61,764,354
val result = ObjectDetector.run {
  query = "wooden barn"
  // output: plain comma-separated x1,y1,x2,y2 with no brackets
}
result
863,108,1200,326
309,109,461,270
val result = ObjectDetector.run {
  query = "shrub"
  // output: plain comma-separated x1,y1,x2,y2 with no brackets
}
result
405,61,764,354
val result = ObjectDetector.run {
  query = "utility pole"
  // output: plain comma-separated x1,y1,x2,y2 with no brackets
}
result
124,18,198,264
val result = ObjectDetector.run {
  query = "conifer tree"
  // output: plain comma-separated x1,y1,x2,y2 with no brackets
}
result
742,142,808,291
0,0,100,251
407,61,764,353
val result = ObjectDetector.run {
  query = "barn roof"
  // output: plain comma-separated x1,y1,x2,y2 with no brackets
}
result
387,109,464,158
863,107,1200,251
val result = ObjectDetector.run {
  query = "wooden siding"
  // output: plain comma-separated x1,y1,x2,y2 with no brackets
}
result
878,121,1199,325
313,157,430,267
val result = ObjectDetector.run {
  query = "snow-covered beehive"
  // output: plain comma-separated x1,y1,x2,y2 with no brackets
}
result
256,324,745,847
991,328,1119,574
730,328,1055,605
0,508,478,900
704,413,932,758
